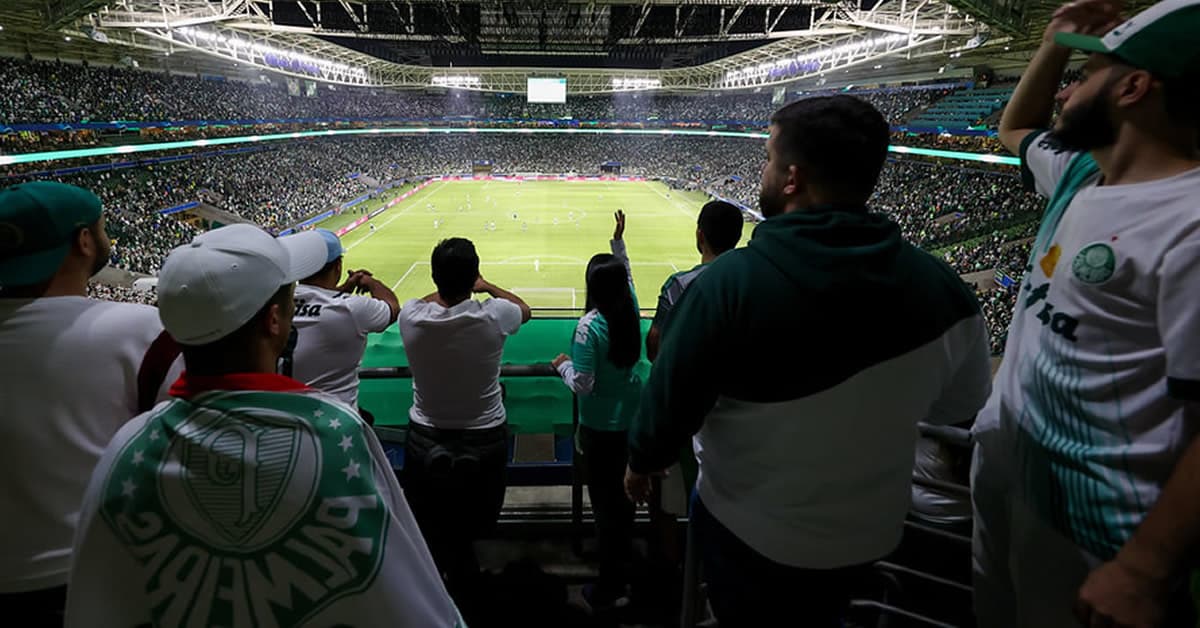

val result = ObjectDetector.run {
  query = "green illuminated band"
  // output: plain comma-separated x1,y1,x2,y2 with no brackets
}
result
0,126,1020,167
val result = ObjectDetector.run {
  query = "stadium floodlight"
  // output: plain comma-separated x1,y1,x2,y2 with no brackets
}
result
721,33,910,85
611,78,662,91
171,27,366,80
432,75,483,89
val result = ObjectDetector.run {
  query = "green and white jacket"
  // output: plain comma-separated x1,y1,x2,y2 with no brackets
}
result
630,207,993,569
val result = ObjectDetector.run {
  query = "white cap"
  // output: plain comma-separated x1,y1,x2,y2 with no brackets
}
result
158,224,329,346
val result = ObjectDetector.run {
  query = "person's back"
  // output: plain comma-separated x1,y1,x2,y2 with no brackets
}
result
66,380,457,628
291,230,399,410
394,237,530,619
570,309,642,426
0,181,181,614
684,211,988,564
65,224,461,627
628,96,991,626
0,297,170,593
400,297,517,428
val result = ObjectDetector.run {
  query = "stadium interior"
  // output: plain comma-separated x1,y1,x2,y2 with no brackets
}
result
0,0,1180,626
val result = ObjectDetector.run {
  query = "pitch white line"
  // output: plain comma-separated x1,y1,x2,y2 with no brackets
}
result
643,181,699,220
391,262,419,291
345,181,448,251
669,261,680,272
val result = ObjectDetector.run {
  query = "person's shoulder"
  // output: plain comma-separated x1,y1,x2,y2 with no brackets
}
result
575,309,603,342
903,244,981,313
293,388,363,419
482,297,520,315
687,247,751,290
398,298,432,319
89,299,163,327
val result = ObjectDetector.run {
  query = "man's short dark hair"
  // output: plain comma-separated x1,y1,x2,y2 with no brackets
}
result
769,95,890,204
304,256,342,283
431,238,479,298
697,201,745,254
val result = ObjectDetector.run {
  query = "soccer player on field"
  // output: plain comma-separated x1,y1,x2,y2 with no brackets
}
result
975,1,1200,626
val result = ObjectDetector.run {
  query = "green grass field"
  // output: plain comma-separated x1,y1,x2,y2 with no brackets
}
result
327,179,741,312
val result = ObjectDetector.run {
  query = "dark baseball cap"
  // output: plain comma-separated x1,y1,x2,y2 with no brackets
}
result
1055,0,1200,78
0,181,103,288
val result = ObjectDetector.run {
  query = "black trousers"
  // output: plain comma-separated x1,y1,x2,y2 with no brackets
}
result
401,422,508,595
0,585,67,628
692,495,873,628
579,425,635,599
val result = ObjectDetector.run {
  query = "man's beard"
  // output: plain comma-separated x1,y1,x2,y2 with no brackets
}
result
1053,89,1117,152
89,230,110,277
758,187,786,219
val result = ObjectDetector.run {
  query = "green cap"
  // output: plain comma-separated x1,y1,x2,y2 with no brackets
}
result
0,181,103,288
1055,0,1200,78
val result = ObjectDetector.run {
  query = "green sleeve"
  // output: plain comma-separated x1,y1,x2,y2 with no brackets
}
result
629,278,724,473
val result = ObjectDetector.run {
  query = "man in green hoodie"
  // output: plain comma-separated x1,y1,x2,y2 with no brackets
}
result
626,95,994,626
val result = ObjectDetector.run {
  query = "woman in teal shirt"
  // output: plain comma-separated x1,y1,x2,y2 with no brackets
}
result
553,211,643,609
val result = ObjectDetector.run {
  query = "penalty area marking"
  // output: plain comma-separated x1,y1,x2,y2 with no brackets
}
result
512,287,577,309
643,181,699,220
345,180,448,252
390,262,419,291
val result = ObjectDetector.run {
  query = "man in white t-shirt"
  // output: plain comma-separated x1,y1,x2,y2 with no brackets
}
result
0,181,181,625
397,236,530,616
976,1,1200,626
292,229,399,421
64,224,462,628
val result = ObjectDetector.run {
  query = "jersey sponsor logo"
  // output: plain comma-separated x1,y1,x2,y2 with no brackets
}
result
1023,279,1080,342
1039,244,1061,278
100,397,387,627
1036,132,1072,155
1071,242,1116,284
295,298,323,318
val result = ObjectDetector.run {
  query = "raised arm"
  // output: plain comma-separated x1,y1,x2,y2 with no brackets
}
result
343,269,400,325
475,277,532,324
998,0,1124,155
610,209,632,283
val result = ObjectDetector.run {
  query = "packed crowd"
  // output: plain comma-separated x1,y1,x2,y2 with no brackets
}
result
891,132,1011,154
0,56,960,128
942,236,1033,276
872,160,1042,249
7,4,1196,628
10,133,1037,307
7,133,1039,356
85,283,156,305
977,287,1019,355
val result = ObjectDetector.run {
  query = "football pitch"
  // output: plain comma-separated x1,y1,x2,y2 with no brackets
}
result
327,179,741,312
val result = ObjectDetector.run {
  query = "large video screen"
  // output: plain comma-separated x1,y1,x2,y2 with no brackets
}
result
527,77,567,103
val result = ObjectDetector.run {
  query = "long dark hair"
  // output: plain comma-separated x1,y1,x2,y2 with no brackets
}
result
584,253,640,369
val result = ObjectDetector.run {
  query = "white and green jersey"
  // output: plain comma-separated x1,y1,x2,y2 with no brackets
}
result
556,239,643,431
65,373,463,628
978,131,1200,559
652,262,709,332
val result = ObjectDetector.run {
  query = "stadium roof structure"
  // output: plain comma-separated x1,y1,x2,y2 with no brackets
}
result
0,0,1159,94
